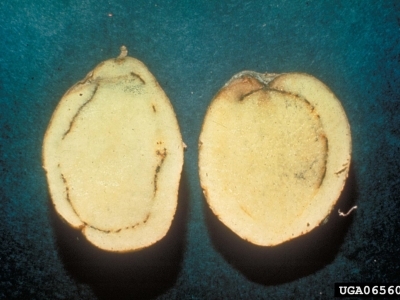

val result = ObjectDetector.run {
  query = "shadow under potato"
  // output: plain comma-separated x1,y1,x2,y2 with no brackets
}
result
50,169,189,300
205,164,358,286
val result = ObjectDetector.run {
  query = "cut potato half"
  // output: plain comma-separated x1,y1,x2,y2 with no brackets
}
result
43,46,184,252
199,71,351,246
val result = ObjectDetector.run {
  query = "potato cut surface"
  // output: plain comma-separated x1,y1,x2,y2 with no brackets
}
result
199,72,351,246
43,47,184,252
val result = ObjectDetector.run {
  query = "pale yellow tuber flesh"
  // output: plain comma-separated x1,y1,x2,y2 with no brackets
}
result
199,72,351,246
43,47,184,252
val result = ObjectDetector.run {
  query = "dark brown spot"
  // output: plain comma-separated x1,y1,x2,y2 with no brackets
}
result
238,88,263,101
153,148,167,195
335,167,347,175
130,72,145,84
62,84,99,139
240,205,253,218
143,213,150,223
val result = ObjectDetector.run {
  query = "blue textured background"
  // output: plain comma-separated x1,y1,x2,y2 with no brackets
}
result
1,1,399,299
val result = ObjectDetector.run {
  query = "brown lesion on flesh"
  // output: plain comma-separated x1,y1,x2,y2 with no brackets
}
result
62,83,99,140
143,213,150,224
59,168,84,229
130,72,145,84
152,104,157,112
220,75,265,102
238,88,264,101
335,163,348,176
301,97,315,113
88,213,152,234
60,171,71,206
240,204,253,219
315,133,328,189
153,147,167,196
